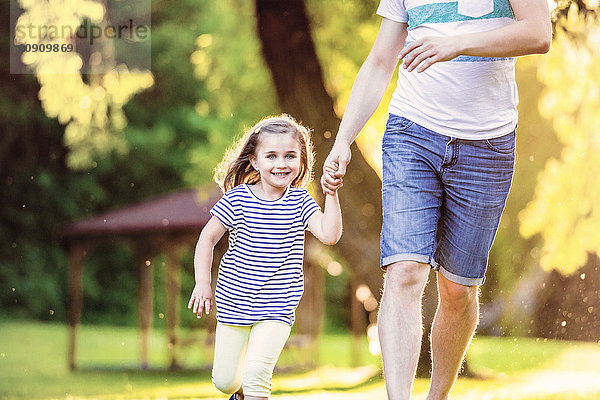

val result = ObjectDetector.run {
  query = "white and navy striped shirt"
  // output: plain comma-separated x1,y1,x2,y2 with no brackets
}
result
210,183,320,326
378,0,519,139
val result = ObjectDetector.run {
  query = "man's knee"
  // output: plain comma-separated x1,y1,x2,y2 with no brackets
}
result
383,260,430,298
438,274,479,313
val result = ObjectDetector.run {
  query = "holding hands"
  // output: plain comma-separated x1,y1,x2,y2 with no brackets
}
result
321,143,351,195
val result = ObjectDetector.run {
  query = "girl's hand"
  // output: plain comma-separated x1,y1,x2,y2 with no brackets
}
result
188,283,213,318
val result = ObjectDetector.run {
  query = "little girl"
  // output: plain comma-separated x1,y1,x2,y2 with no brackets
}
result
188,114,342,400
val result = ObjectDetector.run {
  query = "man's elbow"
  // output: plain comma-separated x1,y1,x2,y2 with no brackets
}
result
535,35,551,54
532,22,552,54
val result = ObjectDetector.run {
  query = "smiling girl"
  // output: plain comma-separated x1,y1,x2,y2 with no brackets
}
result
188,115,342,400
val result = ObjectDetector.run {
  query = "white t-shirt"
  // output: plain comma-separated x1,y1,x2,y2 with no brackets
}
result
210,183,320,327
377,0,519,139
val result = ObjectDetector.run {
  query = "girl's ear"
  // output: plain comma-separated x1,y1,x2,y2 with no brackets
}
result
249,154,258,171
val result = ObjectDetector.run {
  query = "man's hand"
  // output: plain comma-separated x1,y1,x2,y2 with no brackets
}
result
399,36,461,73
322,143,351,195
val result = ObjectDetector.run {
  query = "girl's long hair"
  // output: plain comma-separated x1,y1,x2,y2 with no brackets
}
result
214,114,314,192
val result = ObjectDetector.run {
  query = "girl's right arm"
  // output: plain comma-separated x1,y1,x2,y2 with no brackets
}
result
307,179,343,246
188,216,227,318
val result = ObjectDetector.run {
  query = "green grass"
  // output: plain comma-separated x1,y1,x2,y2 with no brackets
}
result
1,320,599,400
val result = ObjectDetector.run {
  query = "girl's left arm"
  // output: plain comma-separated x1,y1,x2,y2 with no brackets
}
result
307,192,342,245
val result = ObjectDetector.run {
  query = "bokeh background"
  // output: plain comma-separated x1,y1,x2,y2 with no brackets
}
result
1,0,600,399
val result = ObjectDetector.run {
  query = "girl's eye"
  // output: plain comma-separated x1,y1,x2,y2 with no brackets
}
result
267,154,276,160
286,154,296,159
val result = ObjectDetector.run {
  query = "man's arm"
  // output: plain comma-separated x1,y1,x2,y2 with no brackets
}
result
322,18,408,194
400,0,551,72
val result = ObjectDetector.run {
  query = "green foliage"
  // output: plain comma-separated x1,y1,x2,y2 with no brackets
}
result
478,56,563,305
185,0,278,184
519,11,600,273
1,0,277,323
323,265,352,332
13,0,154,169
3,0,595,331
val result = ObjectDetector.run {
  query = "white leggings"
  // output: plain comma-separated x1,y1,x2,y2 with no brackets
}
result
212,321,291,398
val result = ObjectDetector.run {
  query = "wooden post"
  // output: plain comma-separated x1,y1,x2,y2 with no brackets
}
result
67,242,87,371
137,251,154,370
165,244,182,370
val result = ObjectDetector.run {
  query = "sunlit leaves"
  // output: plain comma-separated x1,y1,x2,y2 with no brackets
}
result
519,14,600,273
183,0,276,185
15,0,153,169
307,0,390,174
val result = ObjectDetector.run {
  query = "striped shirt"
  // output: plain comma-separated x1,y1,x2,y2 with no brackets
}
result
377,0,519,139
210,183,320,326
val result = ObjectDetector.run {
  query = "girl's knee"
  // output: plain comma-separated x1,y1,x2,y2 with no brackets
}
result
212,374,241,394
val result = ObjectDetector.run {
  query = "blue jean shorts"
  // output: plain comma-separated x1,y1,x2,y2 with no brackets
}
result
381,114,515,286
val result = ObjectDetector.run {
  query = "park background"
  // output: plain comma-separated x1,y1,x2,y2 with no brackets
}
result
1,0,600,399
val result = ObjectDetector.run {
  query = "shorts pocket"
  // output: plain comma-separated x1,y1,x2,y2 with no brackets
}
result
383,114,416,150
484,131,516,154
458,0,494,18
386,114,415,132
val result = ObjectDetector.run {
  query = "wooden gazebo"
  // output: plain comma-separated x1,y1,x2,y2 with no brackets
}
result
61,186,222,370
60,185,327,371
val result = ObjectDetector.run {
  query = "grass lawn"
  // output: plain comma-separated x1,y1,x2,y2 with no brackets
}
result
1,320,599,400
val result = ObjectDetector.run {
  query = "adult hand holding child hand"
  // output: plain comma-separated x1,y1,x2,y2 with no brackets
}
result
321,143,351,195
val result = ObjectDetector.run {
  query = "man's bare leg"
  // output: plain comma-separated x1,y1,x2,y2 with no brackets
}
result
427,273,479,400
378,261,431,400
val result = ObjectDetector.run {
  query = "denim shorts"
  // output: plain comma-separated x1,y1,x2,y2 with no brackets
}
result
381,114,515,286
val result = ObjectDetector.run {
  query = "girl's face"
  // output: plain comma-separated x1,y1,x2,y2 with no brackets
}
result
250,132,302,193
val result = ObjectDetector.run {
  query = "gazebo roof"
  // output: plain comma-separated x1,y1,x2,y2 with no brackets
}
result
61,186,220,238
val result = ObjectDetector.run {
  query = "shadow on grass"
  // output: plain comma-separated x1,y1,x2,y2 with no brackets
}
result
74,365,384,399
273,373,384,396
76,365,213,375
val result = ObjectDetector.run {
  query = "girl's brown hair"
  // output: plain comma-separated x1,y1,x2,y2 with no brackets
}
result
214,114,314,192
